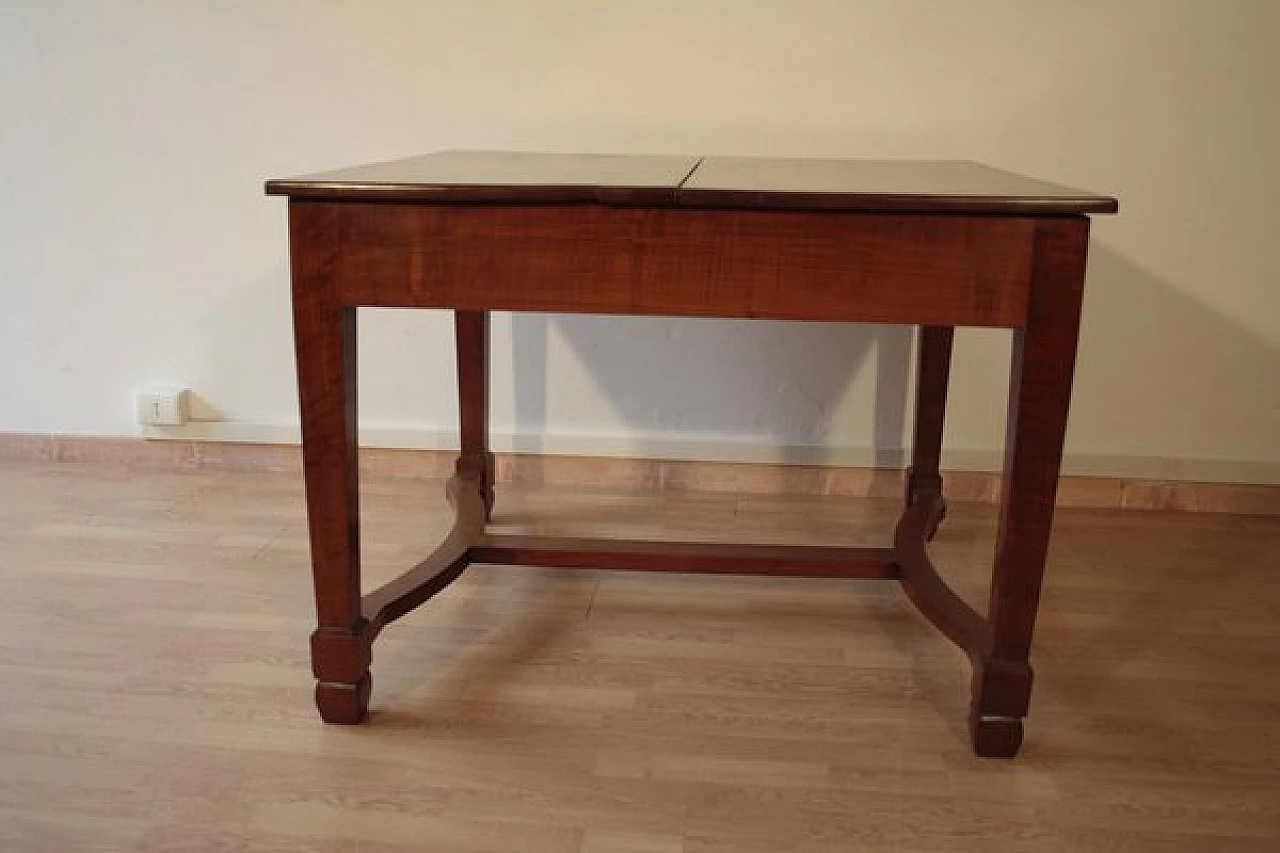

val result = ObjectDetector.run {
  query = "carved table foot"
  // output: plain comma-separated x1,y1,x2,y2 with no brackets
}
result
310,623,374,725
969,712,1024,758
316,673,371,724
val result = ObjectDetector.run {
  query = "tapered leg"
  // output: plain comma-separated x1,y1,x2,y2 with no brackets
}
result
906,325,954,540
290,202,371,724
971,218,1091,757
455,310,495,519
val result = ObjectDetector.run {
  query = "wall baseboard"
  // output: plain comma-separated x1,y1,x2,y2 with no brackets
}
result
2,431,1276,515
138,419,1280,486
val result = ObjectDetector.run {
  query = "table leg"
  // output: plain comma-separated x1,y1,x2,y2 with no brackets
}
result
970,218,1090,756
905,325,954,540
289,201,371,724
455,310,495,519
294,301,371,724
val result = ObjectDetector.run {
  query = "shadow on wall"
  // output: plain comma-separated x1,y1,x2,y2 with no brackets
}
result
1068,241,1278,473
511,313,914,485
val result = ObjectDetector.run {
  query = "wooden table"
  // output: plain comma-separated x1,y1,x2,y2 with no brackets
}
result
266,151,1117,757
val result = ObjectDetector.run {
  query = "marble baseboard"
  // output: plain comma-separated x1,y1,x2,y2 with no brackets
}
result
1,433,1276,515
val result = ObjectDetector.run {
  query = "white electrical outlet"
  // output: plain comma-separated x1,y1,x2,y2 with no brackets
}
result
136,386,189,427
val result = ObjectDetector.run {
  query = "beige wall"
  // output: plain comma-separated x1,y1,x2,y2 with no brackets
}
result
1,1,1277,481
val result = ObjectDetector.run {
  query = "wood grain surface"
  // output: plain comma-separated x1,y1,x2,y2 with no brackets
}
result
266,150,699,205
682,156,1118,214
318,202,1036,327
1,460,1276,851
266,150,1118,215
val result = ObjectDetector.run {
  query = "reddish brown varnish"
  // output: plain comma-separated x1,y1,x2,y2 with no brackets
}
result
273,151,1116,757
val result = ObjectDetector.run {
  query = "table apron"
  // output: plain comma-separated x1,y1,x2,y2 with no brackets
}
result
292,202,1038,328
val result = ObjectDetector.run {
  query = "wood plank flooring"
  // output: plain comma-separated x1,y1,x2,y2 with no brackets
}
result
0,460,1277,851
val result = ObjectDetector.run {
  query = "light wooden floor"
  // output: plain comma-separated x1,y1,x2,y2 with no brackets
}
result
0,460,1277,852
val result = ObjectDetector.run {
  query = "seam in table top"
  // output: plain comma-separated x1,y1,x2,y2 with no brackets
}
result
676,157,704,189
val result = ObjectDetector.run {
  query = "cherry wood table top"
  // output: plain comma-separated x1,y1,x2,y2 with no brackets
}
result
265,150,1118,215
